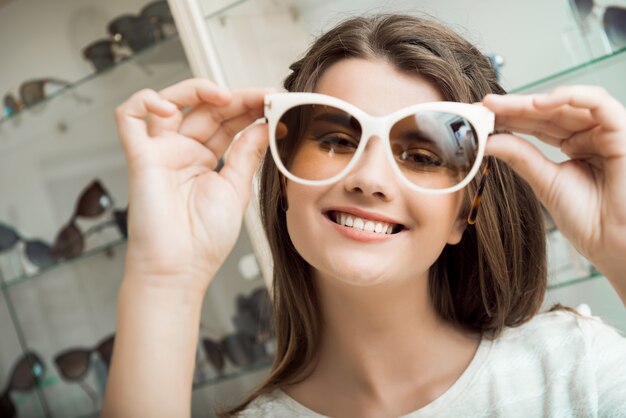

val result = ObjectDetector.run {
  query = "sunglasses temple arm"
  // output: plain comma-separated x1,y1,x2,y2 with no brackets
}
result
79,381,101,409
467,158,491,225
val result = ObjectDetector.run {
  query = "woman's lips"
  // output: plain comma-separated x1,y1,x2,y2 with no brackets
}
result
322,212,406,243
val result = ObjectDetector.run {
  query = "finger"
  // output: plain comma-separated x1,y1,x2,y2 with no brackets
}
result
561,126,626,159
493,116,571,147
158,78,233,110
484,133,560,205
219,122,270,204
178,88,274,158
115,88,178,154
533,85,626,132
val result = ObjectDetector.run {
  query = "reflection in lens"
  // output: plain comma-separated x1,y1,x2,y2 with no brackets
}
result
604,7,626,50
390,112,478,190
275,104,362,182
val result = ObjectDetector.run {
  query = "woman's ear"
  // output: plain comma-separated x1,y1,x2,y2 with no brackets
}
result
447,215,467,245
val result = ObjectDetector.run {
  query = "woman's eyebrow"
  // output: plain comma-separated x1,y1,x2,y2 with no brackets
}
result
312,112,355,128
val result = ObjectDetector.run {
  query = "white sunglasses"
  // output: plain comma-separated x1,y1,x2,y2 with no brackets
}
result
264,92,495,195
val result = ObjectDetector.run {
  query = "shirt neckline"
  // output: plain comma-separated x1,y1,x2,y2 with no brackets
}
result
273,334,494,417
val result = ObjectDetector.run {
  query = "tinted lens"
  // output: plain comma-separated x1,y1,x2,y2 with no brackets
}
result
0,392,16,418
109,15,157,52
0,223,19,252
51,222,84,260
141,1,173,22
19,81,45,106
54,350,90,380
202,339,225,373
10,352,45,391
83,40,115,71
113,208,128,238
24,239,55,268
274,104,363,183
76,180,113,217
97,336,115,368
389,112,479,190
220,333,255,368
604,7,626,49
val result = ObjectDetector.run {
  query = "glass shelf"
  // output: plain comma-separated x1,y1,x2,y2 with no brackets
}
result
547,270,603,291
0,238,127,289
0,0,250,126
510,45,626,93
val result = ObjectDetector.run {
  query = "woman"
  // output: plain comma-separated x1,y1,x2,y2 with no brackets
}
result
102,14,626,417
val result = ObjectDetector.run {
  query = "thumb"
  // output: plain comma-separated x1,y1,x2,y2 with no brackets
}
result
219,120,270,204
485,133,560,204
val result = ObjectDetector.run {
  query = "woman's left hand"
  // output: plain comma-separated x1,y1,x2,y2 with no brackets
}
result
481,85,626,294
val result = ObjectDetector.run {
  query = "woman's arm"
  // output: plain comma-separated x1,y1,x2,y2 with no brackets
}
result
100,79,275,417
482,85,626,306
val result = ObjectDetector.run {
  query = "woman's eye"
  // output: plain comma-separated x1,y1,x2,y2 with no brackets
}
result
315,134,358,153
398,149,443,169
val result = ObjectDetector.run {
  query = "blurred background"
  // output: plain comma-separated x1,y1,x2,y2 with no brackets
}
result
0,0,624,416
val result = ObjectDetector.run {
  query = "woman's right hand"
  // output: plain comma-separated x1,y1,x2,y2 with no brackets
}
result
115,78,274,295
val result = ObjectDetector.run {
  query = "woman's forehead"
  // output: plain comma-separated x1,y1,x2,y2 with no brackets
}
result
314,58,444,116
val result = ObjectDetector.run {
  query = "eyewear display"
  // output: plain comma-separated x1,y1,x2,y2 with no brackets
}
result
201,332,268,376
51,179,127,261
0,351,46,418
82,1,176,72
264,92,495,195
3,78,71,117
0,223,55,269
569,0,626,50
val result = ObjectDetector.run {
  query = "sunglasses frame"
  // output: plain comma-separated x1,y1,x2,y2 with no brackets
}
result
264,92,495,195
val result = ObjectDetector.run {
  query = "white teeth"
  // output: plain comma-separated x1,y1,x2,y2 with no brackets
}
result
333,211,397,235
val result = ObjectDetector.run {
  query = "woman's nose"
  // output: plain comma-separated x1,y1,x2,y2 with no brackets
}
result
342,136,397,200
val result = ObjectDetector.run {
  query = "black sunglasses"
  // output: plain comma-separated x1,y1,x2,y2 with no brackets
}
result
3,78,70,117
0,351,46,418
82,1,176,72
51,180,127,261
0,223,55,269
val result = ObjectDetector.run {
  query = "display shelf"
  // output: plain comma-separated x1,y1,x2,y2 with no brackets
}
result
0,238,127,289
510,46,626,93
547,270,603,291
0,0,250,126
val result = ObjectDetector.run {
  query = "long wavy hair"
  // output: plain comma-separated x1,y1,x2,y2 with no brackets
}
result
216,13,577,417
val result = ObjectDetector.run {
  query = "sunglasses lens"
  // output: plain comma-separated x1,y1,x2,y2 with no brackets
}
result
20,81,45,106
76,180,113,217
0,224,19,252
274,103,363,183
221,333,256,368
10,352,45,391
55,350,90,380
274,105,479,190
25,240,55,268
113,208,128,239
389,112,479,190
202,339,225,373
604,7,626,49
51,222,84,260
0,392,16,418
141,1,173,22
109,16,157,52
83,40,115,71
97,336,115,368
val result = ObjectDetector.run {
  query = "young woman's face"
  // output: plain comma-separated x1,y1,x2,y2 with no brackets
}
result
285,58,467,287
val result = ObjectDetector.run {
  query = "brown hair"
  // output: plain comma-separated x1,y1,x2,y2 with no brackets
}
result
216,13,576,416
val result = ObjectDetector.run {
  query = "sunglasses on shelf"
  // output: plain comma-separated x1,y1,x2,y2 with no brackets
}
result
54,334,115,407
0,223,55,269
82,0,176,72
0,351,46,418
569,0,626,50
3,78,70,117
201,331,270,377
51,180,128,261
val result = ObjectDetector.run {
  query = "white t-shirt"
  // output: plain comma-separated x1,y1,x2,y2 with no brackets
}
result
238,304,626,417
